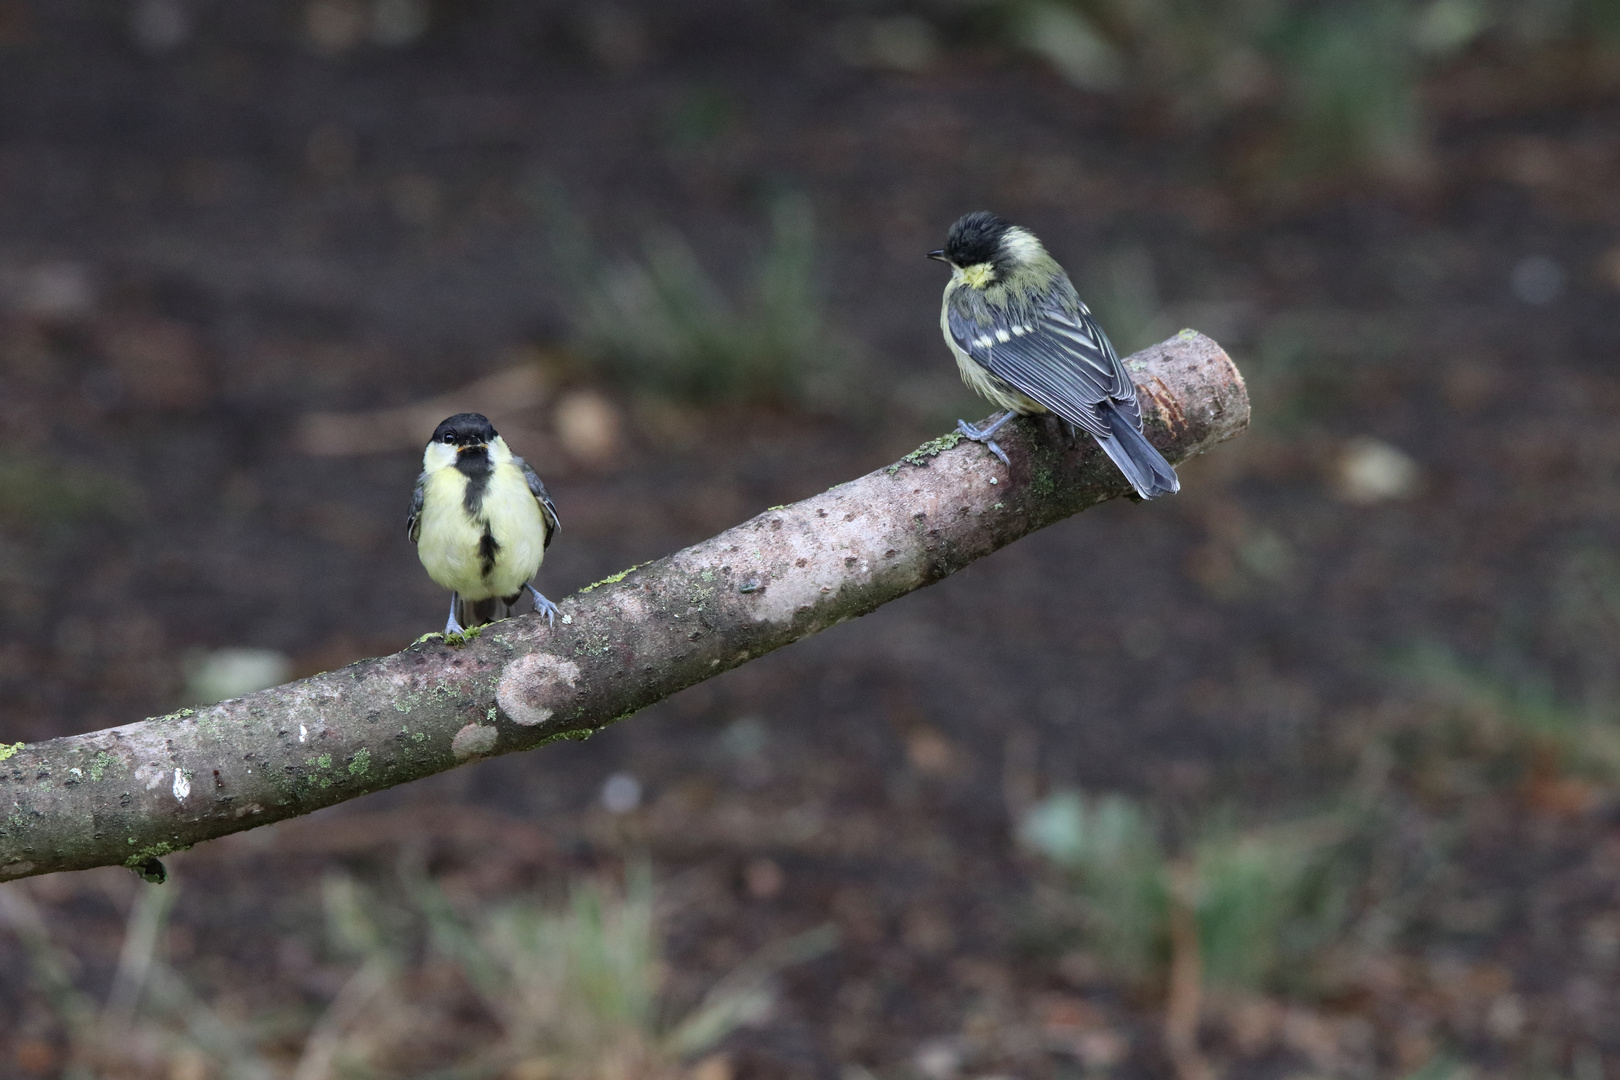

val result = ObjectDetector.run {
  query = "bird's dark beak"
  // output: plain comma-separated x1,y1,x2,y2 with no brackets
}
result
457,443,487,456
926,249,948,263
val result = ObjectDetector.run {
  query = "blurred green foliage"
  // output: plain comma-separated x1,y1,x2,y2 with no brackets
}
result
949,0,1620,183
662,85,737,151
0,863,833,1080
385,860,834,1077
1019,790,1168,981
0,452,123,529
1393,641,1620,788
1020,788,1353,994
1071,247,1168,358
0,880,278,1080
543,191,845,407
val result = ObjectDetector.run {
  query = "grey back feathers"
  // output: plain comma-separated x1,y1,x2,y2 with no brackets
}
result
945,277,1137,439
406,477,425,542
517,456,561,549
938,212,1179,498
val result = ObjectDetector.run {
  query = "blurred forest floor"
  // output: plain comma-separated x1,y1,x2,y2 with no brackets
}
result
4,2,1620,1078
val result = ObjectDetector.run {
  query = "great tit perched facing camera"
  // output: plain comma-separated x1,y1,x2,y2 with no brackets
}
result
930,211,1179,499
407,412,561,635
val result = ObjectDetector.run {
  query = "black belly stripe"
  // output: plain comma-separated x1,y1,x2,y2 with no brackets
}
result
456,450,492,517
479,525,500,580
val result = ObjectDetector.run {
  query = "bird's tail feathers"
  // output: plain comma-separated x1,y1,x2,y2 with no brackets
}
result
457,592,521,630
1098,404,1180,499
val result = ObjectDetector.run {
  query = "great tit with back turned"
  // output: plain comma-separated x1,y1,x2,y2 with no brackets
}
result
930,211,1179,499
407,412,561,635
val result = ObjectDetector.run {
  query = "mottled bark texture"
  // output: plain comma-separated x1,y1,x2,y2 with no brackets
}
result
0,331,1248,882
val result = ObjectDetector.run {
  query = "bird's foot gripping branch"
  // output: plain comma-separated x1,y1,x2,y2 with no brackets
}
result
0,331,1248,882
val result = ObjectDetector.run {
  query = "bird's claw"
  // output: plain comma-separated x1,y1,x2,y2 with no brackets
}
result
526,584,560,628
956,418,1011,467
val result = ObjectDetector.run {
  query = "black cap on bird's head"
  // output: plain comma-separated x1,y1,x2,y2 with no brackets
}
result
928,211,1013,268
430,412,498,449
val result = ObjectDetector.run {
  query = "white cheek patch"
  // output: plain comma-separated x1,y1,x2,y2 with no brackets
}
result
1000,227,1045,263
423,441,457,470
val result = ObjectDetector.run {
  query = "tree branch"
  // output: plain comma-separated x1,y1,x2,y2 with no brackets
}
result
0,331,1248,882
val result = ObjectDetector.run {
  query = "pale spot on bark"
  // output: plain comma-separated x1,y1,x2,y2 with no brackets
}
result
497,653,581,727
744,495,899,625
452,723,499,760
172,768,190,802
611,590,648,622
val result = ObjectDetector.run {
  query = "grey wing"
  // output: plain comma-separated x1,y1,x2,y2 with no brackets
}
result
946,288,1139,439
515,456,561,550
406,472,425,544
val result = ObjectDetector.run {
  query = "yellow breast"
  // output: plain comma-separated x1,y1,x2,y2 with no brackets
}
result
415,462,548,601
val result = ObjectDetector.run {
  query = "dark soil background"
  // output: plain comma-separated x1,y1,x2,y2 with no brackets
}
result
4,2,1620,1078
